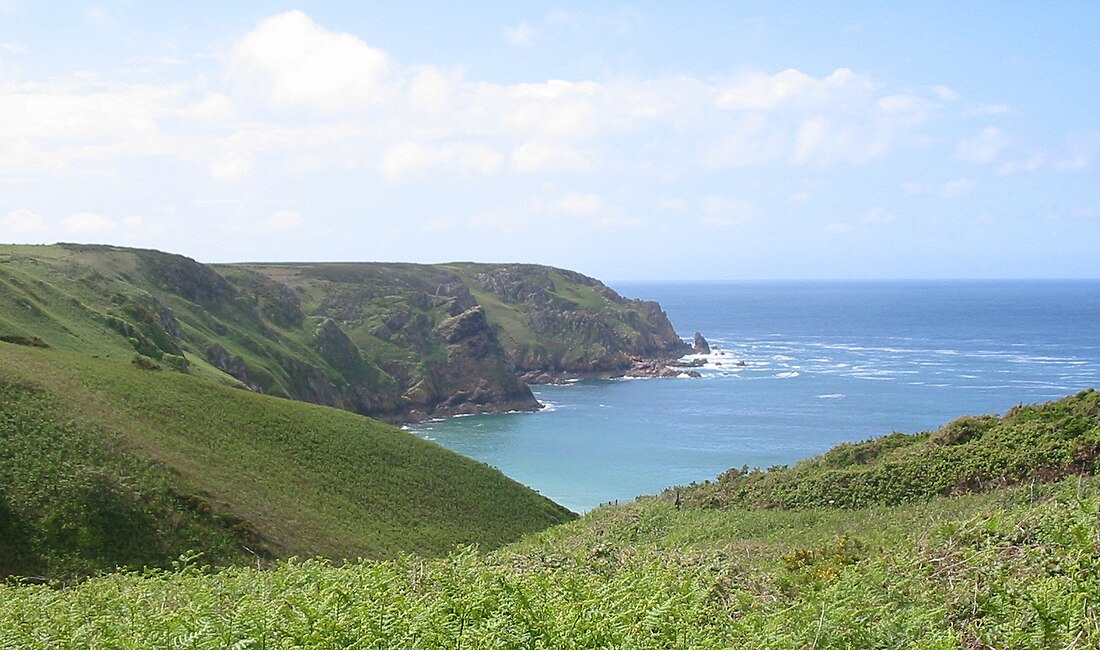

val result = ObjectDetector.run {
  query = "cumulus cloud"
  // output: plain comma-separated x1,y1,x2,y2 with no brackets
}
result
210,148,254,182
62,212,115,234
997,154,1045,175
510,139,595,173
228,10,391,111
408,67,454,113
505,21,536,47
0,9,974,214
901,181,934,195
180,92,235,123
965,103,1010,116
862,207,899,224
941,178,977,198
656,197,686,212
697,196,760,227
1,208,48,234
551,191,604,216
381,141,504,182
955,127,1009,164
471,190,635,230
715,68,872,111
268,210,302,229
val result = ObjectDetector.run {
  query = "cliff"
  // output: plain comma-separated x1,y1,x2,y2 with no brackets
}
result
0,244,690,421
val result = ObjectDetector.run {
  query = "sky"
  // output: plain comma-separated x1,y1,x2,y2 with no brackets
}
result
0,1,1098,280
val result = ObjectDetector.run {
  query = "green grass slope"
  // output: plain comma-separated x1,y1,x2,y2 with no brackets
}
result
665,389,1100,510
2,393,1097,647
0,342,574,581
0,244,687,421
2,470,1096,647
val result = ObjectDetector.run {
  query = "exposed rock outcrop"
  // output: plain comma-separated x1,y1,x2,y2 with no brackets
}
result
694,331,711,355
12,245,695,423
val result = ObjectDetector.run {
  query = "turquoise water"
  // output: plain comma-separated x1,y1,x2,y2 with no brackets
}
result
410,281,1100,513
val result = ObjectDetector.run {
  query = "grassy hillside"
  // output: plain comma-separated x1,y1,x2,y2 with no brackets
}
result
0,341,574,581
664,389,1100,510
1,392,1097,647
0,244,688,421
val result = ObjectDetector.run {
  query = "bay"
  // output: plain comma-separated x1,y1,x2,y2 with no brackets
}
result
409,281,1100,513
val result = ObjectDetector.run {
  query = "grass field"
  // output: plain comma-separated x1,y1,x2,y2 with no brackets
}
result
1,475,1095,647
1,374,1098,646
0,341,574,580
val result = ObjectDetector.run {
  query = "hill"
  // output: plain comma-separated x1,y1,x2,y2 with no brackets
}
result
663,388,1100,510
0,244,689,421
0,341,574,580
1,392,1097,647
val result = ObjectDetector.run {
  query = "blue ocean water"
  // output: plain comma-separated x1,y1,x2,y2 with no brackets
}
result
410,281,1100,513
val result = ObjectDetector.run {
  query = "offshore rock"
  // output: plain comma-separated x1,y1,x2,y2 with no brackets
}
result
694,331,711,355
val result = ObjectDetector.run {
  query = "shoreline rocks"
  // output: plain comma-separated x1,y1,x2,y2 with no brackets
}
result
693,331,711,355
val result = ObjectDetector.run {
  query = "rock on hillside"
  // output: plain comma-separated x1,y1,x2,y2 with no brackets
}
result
0,244,690,422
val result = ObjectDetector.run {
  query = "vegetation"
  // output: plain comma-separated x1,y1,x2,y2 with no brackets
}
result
0,474,1096,647
0,342,574,581
664,389,1100,510
3,243,1098,646
1,383,1098,646
0,244,685,421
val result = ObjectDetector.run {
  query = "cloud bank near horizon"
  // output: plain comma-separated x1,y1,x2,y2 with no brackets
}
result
0,6,1096,279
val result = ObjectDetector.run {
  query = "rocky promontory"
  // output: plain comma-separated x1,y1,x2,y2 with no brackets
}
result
0,244,699,422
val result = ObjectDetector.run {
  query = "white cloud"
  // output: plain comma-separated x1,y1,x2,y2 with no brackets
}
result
656,198,686,212
965,103,1010,116
901,181,934,195
715,68,872,111
510,139,595,173
0,42,27,55
552,192,604,216
228,10,391,112
381,140,504,182
697,196,760,227
862,207,899,224
941,178,976,198
85,5,115,27
62,212,115,234
210,148,254,182
932,85,958,102
1,208,48,234
997,154,1045,175
268,210,302,229
0,83,180,143
955,127,1008,164
505,21,536,47
1056,155,1090,172
471,190,635,230
1055,136,1098,172
700,113,781,168
180,92,235,123
794,116,888,165
121,215,144,228
408,67,453,113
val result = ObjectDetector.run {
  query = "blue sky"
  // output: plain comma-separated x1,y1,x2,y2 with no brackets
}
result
1,1,1098,279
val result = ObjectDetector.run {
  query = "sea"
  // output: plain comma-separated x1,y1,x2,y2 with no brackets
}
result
409,281,1100,513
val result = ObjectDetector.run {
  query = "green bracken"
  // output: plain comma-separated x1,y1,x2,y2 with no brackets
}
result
0,342,574,581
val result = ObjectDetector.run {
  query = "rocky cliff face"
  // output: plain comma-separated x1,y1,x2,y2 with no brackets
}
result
0,245,690,422
455,264,691,381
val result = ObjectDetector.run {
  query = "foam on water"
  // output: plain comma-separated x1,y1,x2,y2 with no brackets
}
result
410,280,1100,513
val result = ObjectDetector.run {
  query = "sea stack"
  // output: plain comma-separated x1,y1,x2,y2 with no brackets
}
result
693,331,711,355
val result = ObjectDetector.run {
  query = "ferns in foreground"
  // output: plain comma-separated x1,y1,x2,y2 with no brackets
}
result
2,478,1098,649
